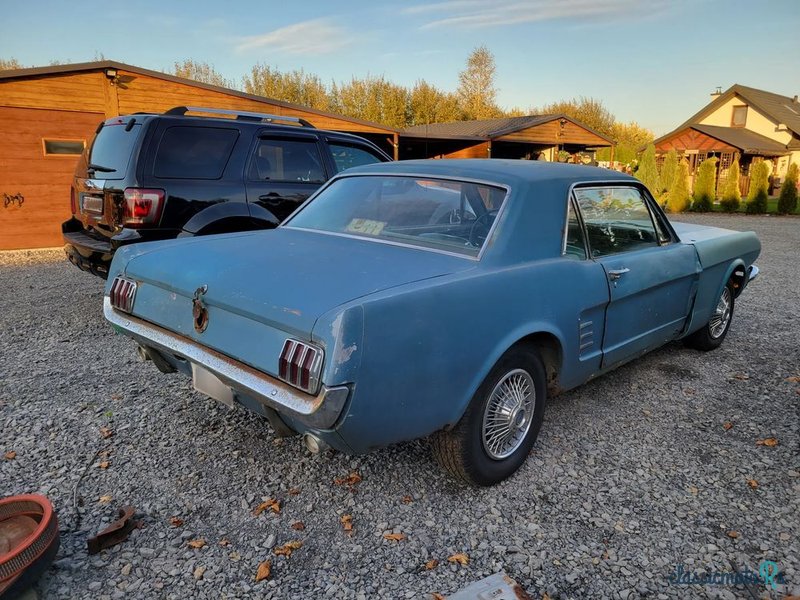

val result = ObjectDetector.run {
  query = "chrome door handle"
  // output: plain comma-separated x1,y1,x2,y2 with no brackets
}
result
608,268,630,281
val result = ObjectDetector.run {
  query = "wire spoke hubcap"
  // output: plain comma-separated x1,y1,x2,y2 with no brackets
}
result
482,368,535,460
709,286,732,339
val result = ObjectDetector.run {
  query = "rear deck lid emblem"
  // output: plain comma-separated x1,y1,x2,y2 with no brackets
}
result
192,285,209,333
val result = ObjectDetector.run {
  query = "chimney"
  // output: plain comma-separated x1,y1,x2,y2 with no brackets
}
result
794,95,798,103
710,86,723,101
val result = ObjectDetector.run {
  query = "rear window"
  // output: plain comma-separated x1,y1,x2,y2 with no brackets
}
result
87,121,143,179
329,142,386,172
154,126,239,179
286,175,508,258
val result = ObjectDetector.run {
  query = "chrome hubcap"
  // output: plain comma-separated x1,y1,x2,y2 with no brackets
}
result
481,369,535,460
709,286,732,339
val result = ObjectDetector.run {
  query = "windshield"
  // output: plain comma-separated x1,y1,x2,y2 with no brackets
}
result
87,120,143,179
285,175,507,257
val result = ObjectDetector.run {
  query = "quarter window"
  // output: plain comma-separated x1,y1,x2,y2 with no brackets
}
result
154,126,238,179
249,138,325,183
564,201,587,259
328,142,385,172
574,187,659,257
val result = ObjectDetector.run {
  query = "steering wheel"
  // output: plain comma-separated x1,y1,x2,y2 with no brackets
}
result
468,210,498,247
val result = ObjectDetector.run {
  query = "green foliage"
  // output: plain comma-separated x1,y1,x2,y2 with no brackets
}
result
243,64,330,111
457,45,501,120
667,160,691,212
660,149,679,194
409,81,461,125
539,96,615,137
777,163,799,214
635,144,660,195
746,161,770,214
691,157,717,212
719,158,741,212
0,57,23,70
330,76,410,129
173,59,235,89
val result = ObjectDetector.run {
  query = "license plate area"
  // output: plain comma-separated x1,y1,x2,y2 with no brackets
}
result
192,364,235,407
81,193,104,214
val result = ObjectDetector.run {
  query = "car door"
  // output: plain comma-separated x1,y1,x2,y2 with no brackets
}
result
245,132,329,222
573,185,700,369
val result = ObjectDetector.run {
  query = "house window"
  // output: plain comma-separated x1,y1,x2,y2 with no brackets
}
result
731,106,748,127
43,139,85,156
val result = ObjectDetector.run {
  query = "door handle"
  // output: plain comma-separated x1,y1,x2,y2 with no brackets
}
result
608,268,630,281
258,194,282,205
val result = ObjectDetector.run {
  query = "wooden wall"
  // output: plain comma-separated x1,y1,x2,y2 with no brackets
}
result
0,67,396,249
441,142,490,159
497,120,609,147
655,128,737,153
0,107,101,250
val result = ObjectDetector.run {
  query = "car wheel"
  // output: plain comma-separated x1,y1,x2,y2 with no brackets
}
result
684,282,735,351
431,346,546,486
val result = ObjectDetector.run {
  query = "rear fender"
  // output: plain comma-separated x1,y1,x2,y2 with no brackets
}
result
180,202,278,236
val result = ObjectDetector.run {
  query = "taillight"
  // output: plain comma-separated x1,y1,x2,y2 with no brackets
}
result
123,188,165,227
279,339,323,394
70,187,77,215
109,276,137,313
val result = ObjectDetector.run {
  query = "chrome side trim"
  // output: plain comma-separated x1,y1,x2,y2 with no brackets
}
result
103,297,348,429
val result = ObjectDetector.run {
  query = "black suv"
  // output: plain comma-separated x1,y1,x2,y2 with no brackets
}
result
63,106,392,277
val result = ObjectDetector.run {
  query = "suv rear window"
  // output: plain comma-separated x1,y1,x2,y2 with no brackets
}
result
329,142,385,172
88,122,143,180
154,126,239,180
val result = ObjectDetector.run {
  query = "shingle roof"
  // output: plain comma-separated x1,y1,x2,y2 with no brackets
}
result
403,114,613,144
691,124,789,155
0,60,398,134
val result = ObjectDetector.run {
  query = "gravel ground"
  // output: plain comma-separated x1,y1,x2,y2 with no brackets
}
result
1,214,798,600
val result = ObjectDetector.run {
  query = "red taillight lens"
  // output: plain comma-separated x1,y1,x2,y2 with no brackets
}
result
70,188,77,215
278,339,323,394
109,276,137,313
123,188,165,227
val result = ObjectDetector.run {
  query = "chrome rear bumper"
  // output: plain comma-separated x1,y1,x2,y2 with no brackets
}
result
103,297,348,429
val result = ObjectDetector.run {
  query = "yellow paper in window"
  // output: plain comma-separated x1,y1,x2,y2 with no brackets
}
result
346,218,385,235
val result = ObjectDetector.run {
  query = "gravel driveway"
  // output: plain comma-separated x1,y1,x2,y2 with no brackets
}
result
1,214,798,599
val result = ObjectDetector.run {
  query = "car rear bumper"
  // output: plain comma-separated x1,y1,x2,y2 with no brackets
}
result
103,297,350,430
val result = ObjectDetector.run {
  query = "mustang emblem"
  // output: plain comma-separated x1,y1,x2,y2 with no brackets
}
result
192,285,209,333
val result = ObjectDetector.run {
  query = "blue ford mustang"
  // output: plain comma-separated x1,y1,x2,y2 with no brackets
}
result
104,160,760,486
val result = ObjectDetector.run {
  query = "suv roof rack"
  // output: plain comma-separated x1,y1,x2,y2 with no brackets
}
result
164,106,315,128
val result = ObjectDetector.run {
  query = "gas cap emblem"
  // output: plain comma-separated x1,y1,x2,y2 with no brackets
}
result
192,285,209,333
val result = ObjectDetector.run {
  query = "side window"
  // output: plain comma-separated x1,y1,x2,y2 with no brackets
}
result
154,126,238,179
249,138,325,183
328,142,385,173
574,187,659,257
563,200,587,259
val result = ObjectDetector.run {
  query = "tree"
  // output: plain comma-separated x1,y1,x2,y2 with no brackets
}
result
719,158,742,212
539,97,615,137
330,75,410,129
457,46,501,120
667,160,691,212
660,149,679,195
746,161,769,214
0,57,22,70
691,157,718,212
409,80,461,125
595,121,654,165
777,163,799,214
635,144,660,195
173,59,235,88
243,64,330,111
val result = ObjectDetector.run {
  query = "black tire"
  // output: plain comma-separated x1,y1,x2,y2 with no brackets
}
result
431,345,547,486
684,282,735,351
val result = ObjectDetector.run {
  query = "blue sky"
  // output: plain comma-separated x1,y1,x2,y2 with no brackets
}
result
2,0,799,135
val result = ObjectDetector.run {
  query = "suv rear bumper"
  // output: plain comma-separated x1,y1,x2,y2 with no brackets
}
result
63,222,114,278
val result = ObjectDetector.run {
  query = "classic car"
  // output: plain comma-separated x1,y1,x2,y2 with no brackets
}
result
103,160,760,486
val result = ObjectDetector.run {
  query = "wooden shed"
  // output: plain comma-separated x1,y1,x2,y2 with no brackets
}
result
401,115,614,161
0,61,399,250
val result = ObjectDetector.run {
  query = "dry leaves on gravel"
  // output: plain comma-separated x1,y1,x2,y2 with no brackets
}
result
169,516,184,527
431,593,446,600
98,495,113,504
383,532,406,542
727,531,740,539
193,566,206,580
187,538,207,549
218,538,230,547
4,451,16,460
747,479,759,489
732,373,749,381
785,376,800,383
722,421,734,431
273,541,303,557
425,559,439,570
340,515,353,534
253,498,281,516
288,487,301,496
333,472,362,487
99,426,114,439
756,438,779,447
255,560,272,582
291,521,305,531
98,460,110,469
401,495,413,504
448,553,469,565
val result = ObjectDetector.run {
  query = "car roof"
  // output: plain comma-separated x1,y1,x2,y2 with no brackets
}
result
343,158,636,187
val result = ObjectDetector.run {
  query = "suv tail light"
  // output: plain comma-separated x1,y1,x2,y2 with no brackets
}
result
70,187,77,215
279,339,323,394
123,188,165,227
109,276,137,313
